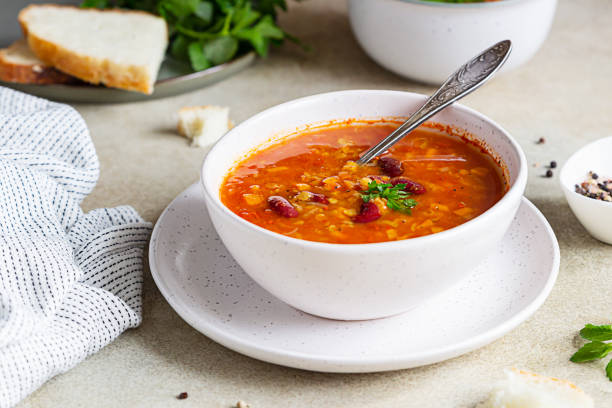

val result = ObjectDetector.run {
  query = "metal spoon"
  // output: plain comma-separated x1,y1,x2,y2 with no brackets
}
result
357,40,512,165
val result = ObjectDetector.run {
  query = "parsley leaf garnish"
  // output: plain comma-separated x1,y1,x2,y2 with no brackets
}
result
571,321,612,381
361,181,417,214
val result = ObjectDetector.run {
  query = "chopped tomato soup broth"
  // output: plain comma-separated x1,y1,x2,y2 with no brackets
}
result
220,122,506,244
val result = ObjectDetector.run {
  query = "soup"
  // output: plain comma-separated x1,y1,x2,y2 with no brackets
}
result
220,121,507,244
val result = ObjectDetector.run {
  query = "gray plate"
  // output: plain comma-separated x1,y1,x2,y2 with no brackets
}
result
0,53,255,104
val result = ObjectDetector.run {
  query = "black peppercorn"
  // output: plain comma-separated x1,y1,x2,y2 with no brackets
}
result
545,169,553,178
550,161,557,168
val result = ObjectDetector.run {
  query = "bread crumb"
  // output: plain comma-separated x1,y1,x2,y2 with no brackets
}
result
177,105,231,148
477,368,593,408
236,401,250,408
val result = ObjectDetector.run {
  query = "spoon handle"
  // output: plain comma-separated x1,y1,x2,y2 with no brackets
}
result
357,40,512,165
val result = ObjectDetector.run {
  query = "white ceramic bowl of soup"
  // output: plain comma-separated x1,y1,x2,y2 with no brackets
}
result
560,137,612,245
201,90,527,320
348,0,557,84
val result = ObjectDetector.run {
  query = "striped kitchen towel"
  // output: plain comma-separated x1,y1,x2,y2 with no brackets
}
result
0,87,151,407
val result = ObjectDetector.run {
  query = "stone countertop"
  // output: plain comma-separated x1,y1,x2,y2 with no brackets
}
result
19,0,612,406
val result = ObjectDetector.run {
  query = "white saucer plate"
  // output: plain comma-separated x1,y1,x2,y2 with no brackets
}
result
149,183,559,373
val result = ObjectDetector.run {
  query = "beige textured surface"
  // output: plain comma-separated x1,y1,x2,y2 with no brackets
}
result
19,0,612,406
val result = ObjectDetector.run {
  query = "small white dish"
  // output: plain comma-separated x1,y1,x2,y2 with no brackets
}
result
348,0,557,84
149,183,559,373
200,90,527,320
560,136,612,245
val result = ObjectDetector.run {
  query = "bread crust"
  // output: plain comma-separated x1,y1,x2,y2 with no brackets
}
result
18,4,167,94
0,46,77,85
19,4,165,23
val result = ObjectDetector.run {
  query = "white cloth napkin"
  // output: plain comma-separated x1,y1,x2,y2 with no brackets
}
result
0,87,151,407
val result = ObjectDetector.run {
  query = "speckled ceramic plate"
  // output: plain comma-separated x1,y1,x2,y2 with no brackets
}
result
149,183,559,373
0,53,255,104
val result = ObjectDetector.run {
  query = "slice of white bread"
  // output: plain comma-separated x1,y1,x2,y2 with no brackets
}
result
177,106,231,147
477,368,594,408
0,39,76,84
18,5,168,94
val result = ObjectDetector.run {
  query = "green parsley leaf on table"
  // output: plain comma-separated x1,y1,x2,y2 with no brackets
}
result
361,181,417,214
570,341,612,363
571,320,612,381
81,0,298,72
579,323,612,342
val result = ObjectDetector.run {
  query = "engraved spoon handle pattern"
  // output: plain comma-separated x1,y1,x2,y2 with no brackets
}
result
357,40,512,165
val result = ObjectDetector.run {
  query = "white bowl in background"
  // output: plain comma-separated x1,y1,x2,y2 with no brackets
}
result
200,90,527,320
560,137,612,245
348,0,557,84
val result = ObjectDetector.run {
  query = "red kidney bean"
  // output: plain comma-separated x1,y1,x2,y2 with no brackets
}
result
390,177,427,195
353,201,381,223
309,192,329,204
367,175,386,183
268,196,299,218
378,157,404,177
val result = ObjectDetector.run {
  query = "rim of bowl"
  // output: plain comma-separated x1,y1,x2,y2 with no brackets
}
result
559,136,612,207
201,90,528,252
390,0,536,8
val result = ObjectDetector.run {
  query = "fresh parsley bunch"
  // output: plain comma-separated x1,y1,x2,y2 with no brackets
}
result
81,0,294,71
361,181,417,214
570,322,612,381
